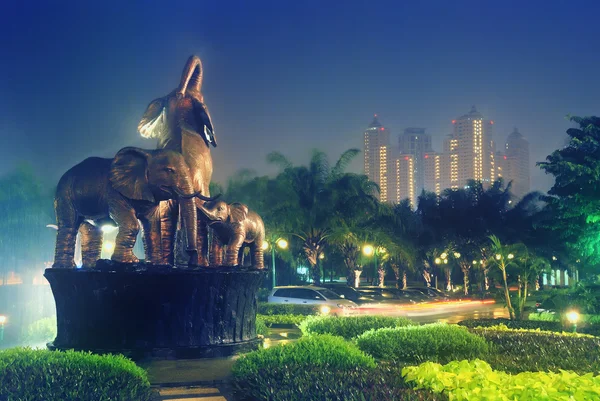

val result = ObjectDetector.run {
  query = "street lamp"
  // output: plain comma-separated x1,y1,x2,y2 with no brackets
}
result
269,238,288,288
362,244,374,257
0,315,6,343
566,310,580,332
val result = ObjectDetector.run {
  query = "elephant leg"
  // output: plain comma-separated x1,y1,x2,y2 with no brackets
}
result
110,204,140,264
225,236,244,266
196,219,209,267
79,221,103,268
160,200,178,265
209,230,224,266
251,242,265,269
141,215,163,264
237,245,245,266
53,197,81,269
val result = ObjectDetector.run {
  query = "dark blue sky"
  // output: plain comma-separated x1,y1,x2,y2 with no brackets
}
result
1,0,599,191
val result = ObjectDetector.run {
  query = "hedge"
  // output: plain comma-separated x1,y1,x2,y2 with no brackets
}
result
471,326,600,374
0,348,154,401
403,359,600,401
232,335,377,400
458,318,562,332
257,314,307,327
299,315,414,339
257,303,320,316
356,323,489,364
255,315,269,336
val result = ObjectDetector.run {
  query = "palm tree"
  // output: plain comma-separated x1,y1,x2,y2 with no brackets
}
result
266,148,363,285
488,235,517,320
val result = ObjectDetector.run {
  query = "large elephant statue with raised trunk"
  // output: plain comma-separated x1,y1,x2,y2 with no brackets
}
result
52,147,214,269
138,55,217,266
196,200,265,269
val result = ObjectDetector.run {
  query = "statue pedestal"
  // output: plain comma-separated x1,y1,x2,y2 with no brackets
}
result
44,261,265,360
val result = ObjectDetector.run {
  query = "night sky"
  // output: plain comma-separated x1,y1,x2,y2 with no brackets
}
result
1,0,599,192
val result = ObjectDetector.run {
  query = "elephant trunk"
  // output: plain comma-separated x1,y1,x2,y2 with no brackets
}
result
178,182,198,265
178,55,203,97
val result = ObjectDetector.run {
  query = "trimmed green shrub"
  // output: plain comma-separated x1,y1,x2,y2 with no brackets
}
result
232,335,376,400
403,359,600,401
255,315,268,336
356,323,489,364
20,316,57,345
258,303,320,316
299,315,414,339
257,313,307,326
471,326,600,374
0,348,154,401
459,318,563,332
528,311,560,322
233,358,445,401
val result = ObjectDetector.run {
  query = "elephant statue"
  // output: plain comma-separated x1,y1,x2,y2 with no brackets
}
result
52,147,214,269
138,55,217,266
196,200,265,269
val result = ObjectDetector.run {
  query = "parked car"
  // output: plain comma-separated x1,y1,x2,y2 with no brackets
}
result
407,287,451,300
317,283,374,305
358,287,422,305
268,286,359,315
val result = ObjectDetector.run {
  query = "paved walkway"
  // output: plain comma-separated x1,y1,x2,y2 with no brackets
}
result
157,386,230,400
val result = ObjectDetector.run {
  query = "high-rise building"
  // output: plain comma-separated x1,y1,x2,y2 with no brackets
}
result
445,106,495,189
504,128,530,199
398,128,433,196
423,152,442,196
364,115,391,202
391,154,416,207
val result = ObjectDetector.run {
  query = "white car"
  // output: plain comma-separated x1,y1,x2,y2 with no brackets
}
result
268,286,359,315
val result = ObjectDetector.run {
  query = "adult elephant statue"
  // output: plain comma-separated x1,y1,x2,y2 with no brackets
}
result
138,55,217,266
196,200,265,269
52,147,212,269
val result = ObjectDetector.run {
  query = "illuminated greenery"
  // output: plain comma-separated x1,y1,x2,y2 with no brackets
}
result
538,116,600,267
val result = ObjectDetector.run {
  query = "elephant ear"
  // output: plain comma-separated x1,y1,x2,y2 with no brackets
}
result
109,147,155,203
192,97,217,147
230,203,248,223
138,97,167,139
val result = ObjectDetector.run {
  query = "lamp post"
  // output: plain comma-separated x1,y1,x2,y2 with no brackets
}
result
566,310,580,333
0,315,6,343
267,238,288,288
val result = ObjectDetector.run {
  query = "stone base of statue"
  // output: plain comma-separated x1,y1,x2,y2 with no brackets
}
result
44,260,265,360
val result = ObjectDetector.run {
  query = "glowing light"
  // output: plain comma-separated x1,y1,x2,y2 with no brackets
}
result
380,127,385,131
452,120,456,124
319,253,325,260
453,252,461,258
435,258,441,264
101,225,117,233
443,259,448,264
552,256,557,261
490,120,494,124
0,316,6,324
261,242,269,251
103,242,115,252
508,254,514,259
363,245,374,256
320,305,331,315
424,154,429,159
472,260,478,265
495,254,502,260
276,239,288,249
377,247,387,254
404,156,409,160
480,260,484,264
566,311,580,324
503,155,507,160
440,252,448,259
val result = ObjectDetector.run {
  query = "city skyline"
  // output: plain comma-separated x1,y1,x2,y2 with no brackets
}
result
364,107,530,204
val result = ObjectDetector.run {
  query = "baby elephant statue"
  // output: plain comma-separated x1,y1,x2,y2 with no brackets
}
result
52,147,213,269
196,201,265,269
